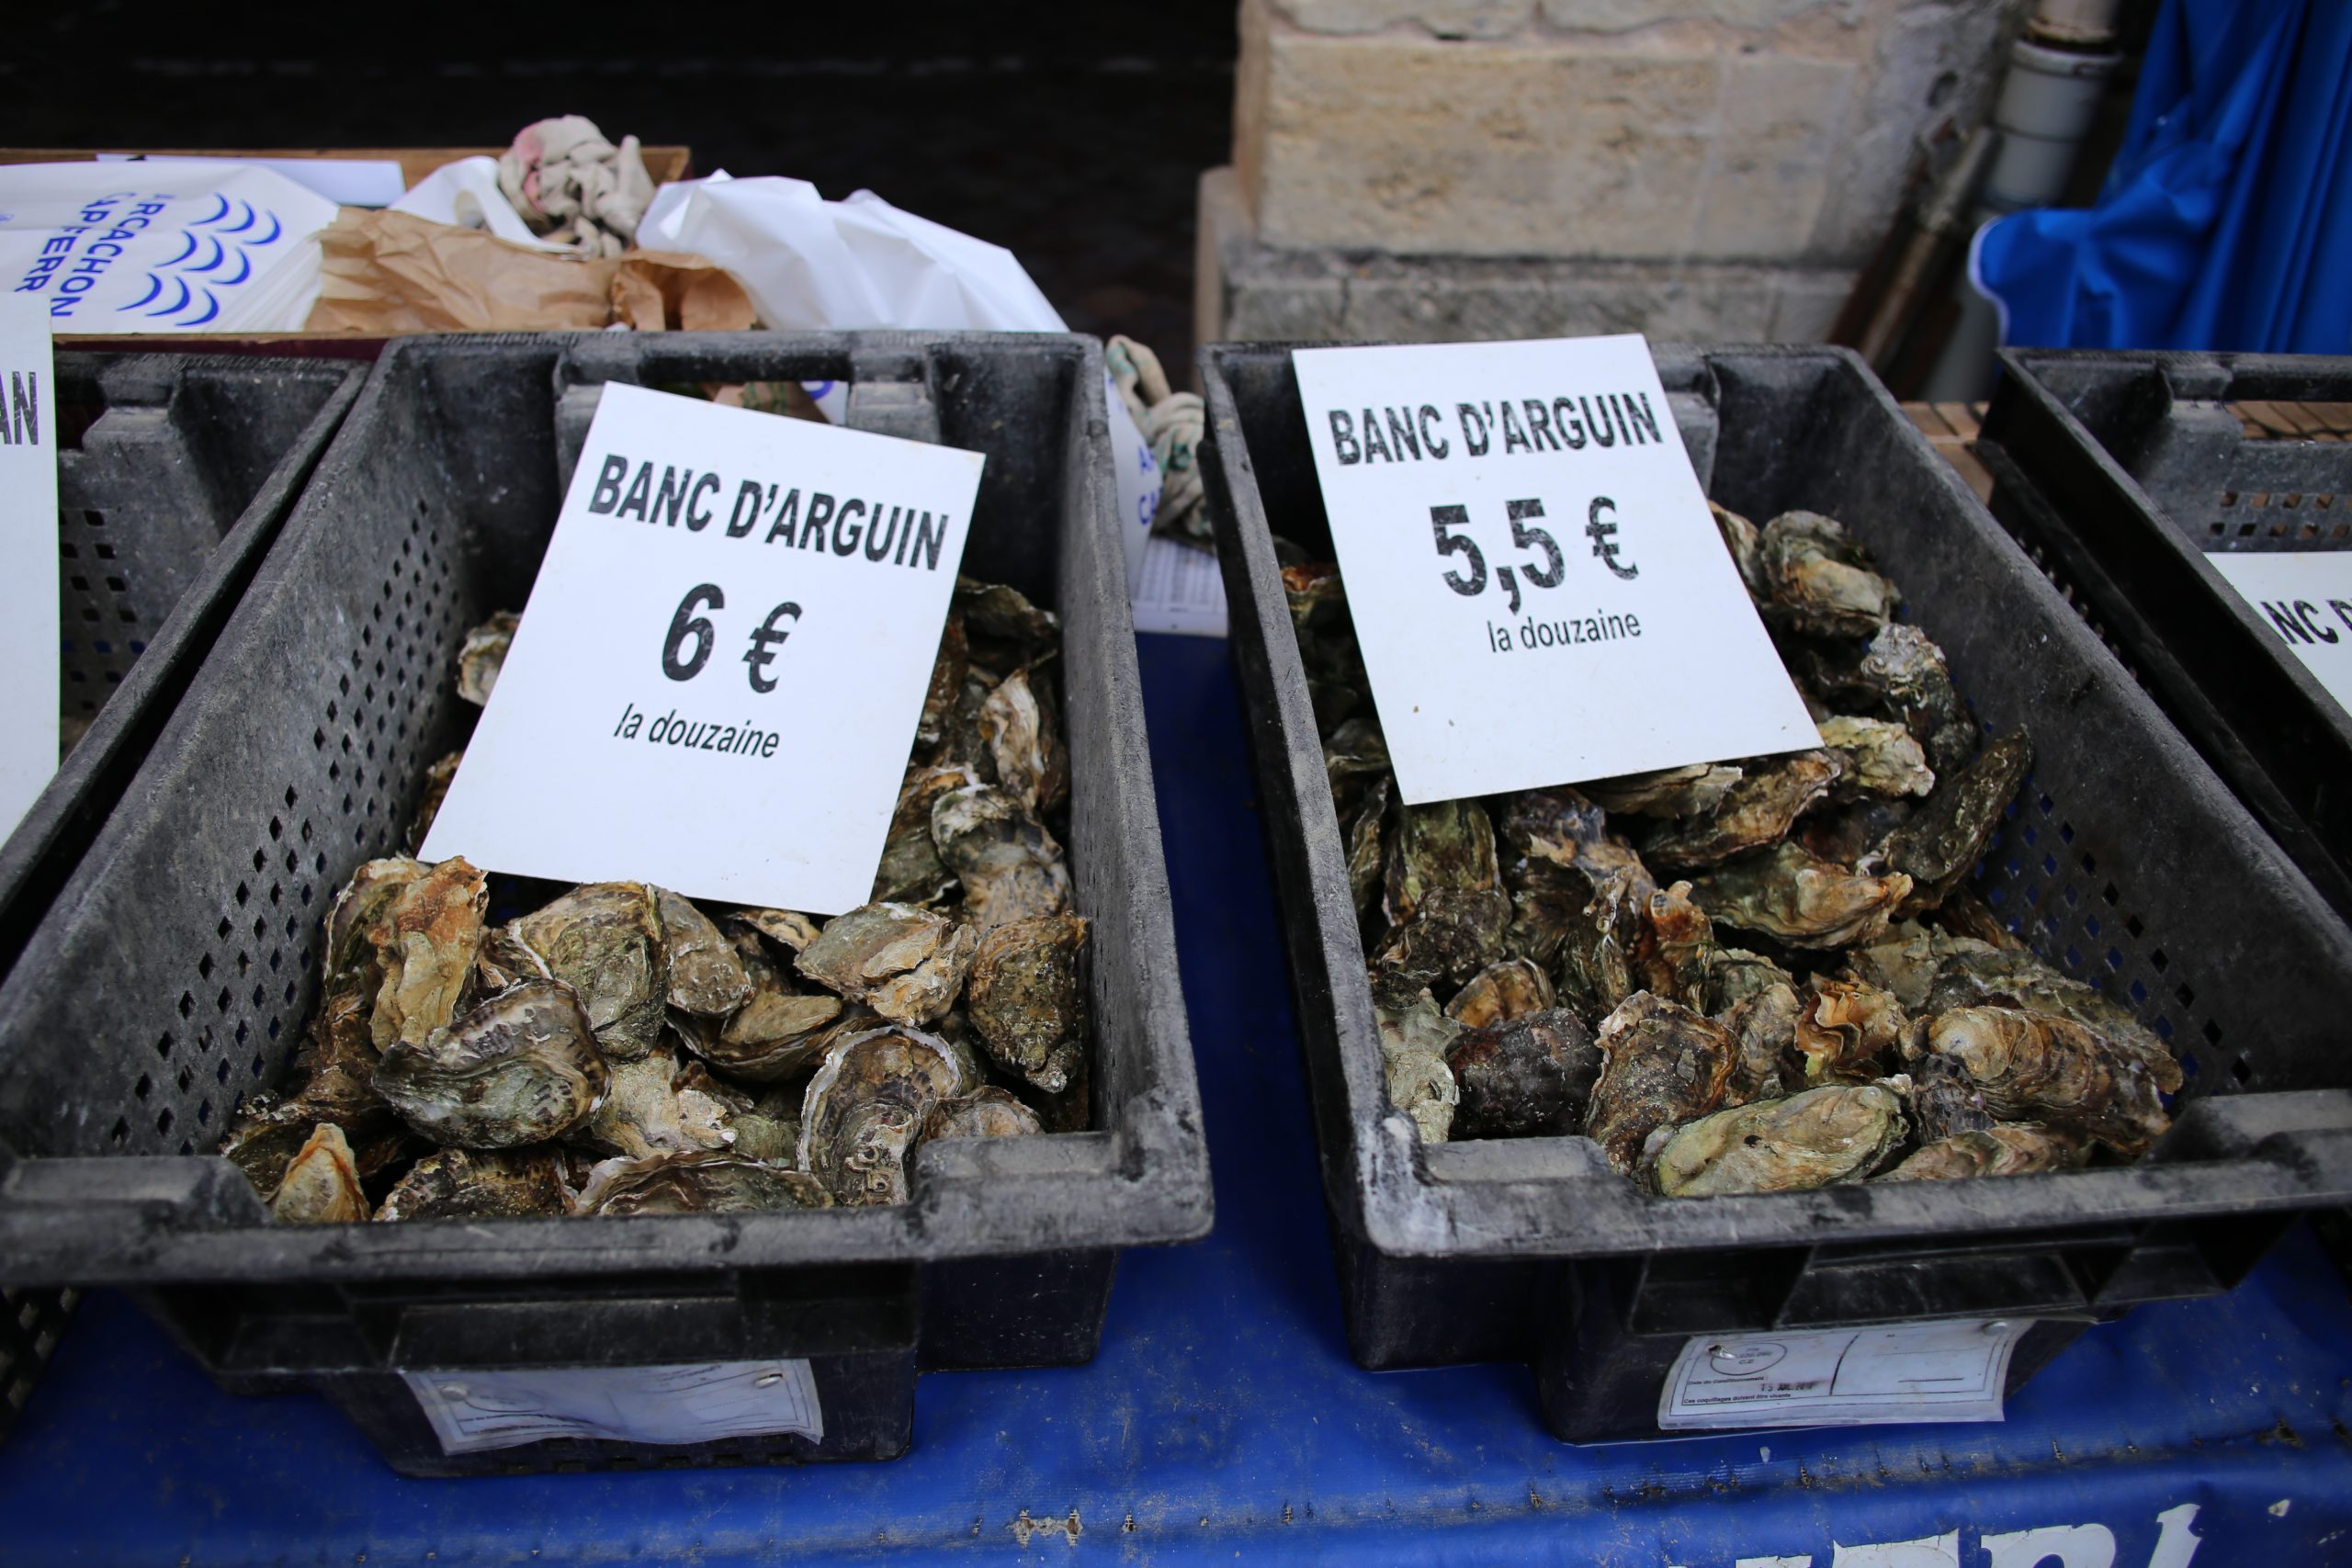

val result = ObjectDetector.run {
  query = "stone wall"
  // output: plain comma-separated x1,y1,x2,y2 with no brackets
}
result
1202,0,2017,346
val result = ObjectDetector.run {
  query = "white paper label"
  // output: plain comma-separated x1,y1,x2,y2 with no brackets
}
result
404,1359,824,1454
0,299,59,841
1658,1318,2025,1430
1290,335,1817,804
1132,536,1229,637
419,382,985,914
2204,551,2352,718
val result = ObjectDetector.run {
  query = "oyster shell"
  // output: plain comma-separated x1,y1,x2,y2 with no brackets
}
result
964,914,1089,1094
1796,795,1915,869
980,661,1069,817
375,1147,570,1222
1792,976,1910,1084
1493,786,1650,898
797,902,979,1028
1710,501,1769,600
1555,867,1647,1017
954,576,1059,670
1323,718,1393,809
1860,623,1975,777
511,882,667,1062
1925,1005,2179,1155
1444,956,1555,1028
1581,763,1743,820
1921,947,2169,1070
684,991,851,1083
408,750,464,852
1688,843,1913,949
1343,774,1394,919
1643,751,1844,872
1719,980,1801,1105
456,610,518,705
1936,890,2023,951
575,1151,831,1216
922,1087,1046,1142
1703,946,1796,1014
374,978,609,1148
1647,1083,1905,1197
582,1045,733,1159
915,613,968,757
873,764,978,906
1910,1051,1996,1143
1369,886,1511,992
269,1122,368,1224
655,888,755,1018
1376,986,1461,1145
1283,560,1347,633
1886,730,2031,912
932,784,1073,929
797,1026,967,1205
1634,880,1717,1010
369,857,489,1051
1817,716,1935,798
1755,511,1900,638
475,924,553,994
1444,1008,1600,1138
734,907,822,955
1876,1123,2089,1182
1586,992,1736,1175
1845,920,1998,1011
324,856,430,992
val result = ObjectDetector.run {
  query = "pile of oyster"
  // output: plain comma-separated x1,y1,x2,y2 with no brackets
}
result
1284,503,2180,1197
225,578,1089,1224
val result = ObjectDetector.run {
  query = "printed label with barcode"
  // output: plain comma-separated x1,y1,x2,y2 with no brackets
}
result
1657,1319,2024,1431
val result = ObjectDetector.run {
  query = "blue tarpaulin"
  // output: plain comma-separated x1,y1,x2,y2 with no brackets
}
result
1976,0,2352,354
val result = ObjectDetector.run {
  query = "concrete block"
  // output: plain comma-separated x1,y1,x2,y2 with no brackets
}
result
1537,0,1860,38
1692,54,1856,260
1272,0,1537,39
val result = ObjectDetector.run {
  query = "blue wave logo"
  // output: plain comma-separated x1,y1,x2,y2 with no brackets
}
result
117,196,298,326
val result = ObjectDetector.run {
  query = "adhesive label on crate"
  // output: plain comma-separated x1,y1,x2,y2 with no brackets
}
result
1289,336,1817,805
0,297,58,842
2204,551,2352,719
419,382,985,914
404,1359,825,1455
1657,1318,2024,1431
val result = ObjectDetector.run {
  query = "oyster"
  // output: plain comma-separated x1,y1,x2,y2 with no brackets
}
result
375,1147,570,1222
1688,843,1913,949
575,1151,831,1216
1910,1051,1996,1143
964,914,1089,1094
655,888,754,1018
1555,866,1647,1016
1493,786,1646,896
269,1123,368,1224
1634,880,1717,1009
1444,1008,1600,1138
409,750,464,852
222,1089,413,1201
1382,799,1500,919
456,610,519,705
1375,986,1460,1145
475,924,553,993
1886,730,2032,912
323,856,429,991
1369,886,1511,992
582,1046,732,1159
510,882,666,1062
1581,763,1743,820
1323,718,1392,809
954,576,1059,670
1444,956,1555,1028
1643,751,1844,872
797,902,979,1028
1586,992,1736,1175
1703,946,1796,1015
1796,795,1915,869
369,856,489,1051
797,1026,967,1205
1925,1005,2179,1155
932,784,1073,928
1817,716,1935,798
914,614,968,757
1755,511,1900,638
1720,981,1801,1105
1860,623,1975,777
1937,890,2023,951
684,991,851,1082
1710,501,1769,599
1283,560,1347,633
1343,774,1394,919
1646,1083,1905,1197
1792,976,1910,1084
734,907,822,955
718,1078,805,1164
922,1087,1046,1142
1845,920,1997,1011
980,661,1069,817
1876,1123,2088,1182
873,764,978,906
1921,947,2168,1069
374,979,609,1148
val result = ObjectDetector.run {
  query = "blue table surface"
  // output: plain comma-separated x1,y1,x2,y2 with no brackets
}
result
4,634,2349,1567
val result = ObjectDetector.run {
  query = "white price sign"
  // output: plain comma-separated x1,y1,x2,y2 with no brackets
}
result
0,297,59,841
2205,550,2352,719
420,383,985,913
1291,335,1816,804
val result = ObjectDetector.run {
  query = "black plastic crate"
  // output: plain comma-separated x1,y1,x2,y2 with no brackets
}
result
1977,351,2352,921
0,333,1210,1476
0,352,359,1449
1198,340,2352,1442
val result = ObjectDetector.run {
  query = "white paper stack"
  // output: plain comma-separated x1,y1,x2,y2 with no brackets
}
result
0,162,338,333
